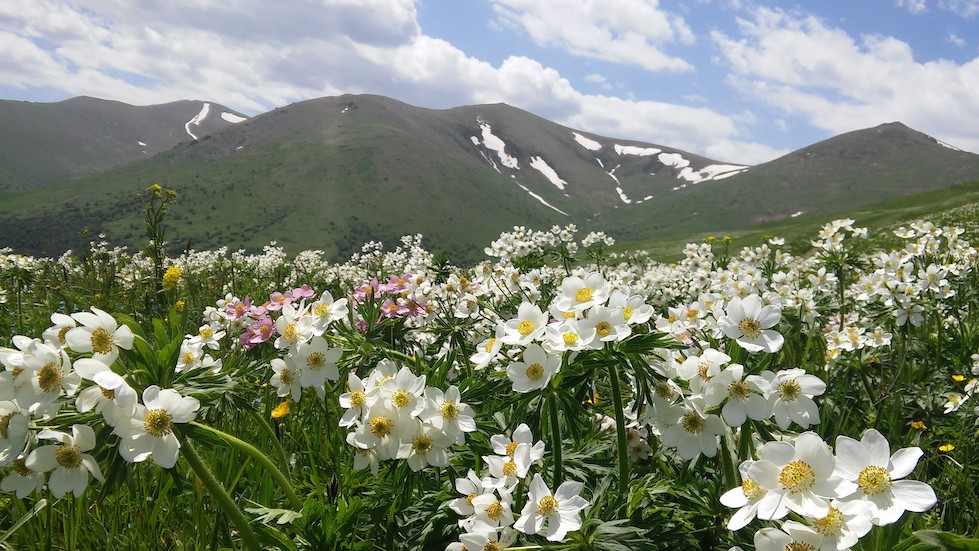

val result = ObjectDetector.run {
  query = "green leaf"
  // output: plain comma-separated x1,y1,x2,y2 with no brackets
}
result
894,530,979,551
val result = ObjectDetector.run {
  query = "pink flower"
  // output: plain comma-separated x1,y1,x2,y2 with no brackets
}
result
292,284,315,300
385,274,411,294
241,317,275,348
265,291,294,312
351,278,381,306
380,299,409,319
226,297,254,320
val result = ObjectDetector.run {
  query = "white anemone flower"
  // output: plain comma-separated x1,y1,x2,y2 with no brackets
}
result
484,442,533,487
678,348,731,395
720,460,768,530
553,272,611,315
309,291,349,335
458,524,516,551
1,456,45,497
748,368,826,430
659,399,726,460
402,421,452,471
16,341,80,413
717,294,783,353
0,400,30,465
41,312,76,350
118,386,200,469
25,424,103,498
471,327,505,370
579,305,631,345
513,473,589,542
748,431,845,520
418,385,476,445
270,358,303,402
65,307,134,366
73,358,137,427
506,344,560,393
490,423,546,463
339,372,371,428
501,302,549,345
703,363,772,427
754,524,823,551
448,469,497,519
834,428,937,525
471,491,515,530
295,336,342,399
790,500,874,550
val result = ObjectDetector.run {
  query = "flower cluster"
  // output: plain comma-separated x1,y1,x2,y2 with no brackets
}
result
340,361,476,473
723,429,937,550
446,424,588,548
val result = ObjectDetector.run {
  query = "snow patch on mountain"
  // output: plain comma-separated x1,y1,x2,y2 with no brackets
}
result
678,164,749,183
658,152,690,169
529,156,567,190
515,181,568,216
937,139,962,151
185,102,210,140
573,132,601,151
221,112,246,123
603,164,631,204
616,144,661,156
475,118,519,169
137,141,147,146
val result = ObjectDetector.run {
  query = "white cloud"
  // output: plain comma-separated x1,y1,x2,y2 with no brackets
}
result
948,32,966,47
584,73,607,83
940,0,979,17
712,7,979,153
0,0,783,163
896,0,928,13
489,0,696,72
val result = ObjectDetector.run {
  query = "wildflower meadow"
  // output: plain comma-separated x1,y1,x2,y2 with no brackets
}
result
1,186,978,550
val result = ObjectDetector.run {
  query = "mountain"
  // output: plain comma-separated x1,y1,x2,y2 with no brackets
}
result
591,121,979,241
1,94,978,262
0,96,247,190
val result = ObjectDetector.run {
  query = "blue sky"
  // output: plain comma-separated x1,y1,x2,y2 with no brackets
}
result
1,0,977,163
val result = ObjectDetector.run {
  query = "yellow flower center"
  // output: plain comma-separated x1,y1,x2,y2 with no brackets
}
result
595,321,612,337
483,542,502,551
37,362,64,393
562,311,576,319
484,338,496,353
181,351,197,365
411,434,433,455
144,408,175,437
391,389,411,408
90,327,114,355
741,479,766,500
282,323,298,343
314,303,331,318
537,495,559,516
13,457,31,477
517,320,536,337
466,493,477,507
857,465,892,495
562,332,579,346
502,461,517,477
55,444,82,469
785,543,816,551
100,387,116,400
440,401,459,420
655,381,676,400
681,411,706,433
57,326,71,344
697,361,712,381
623,306,634,321
777,380,802,401
0,412,14,439
199,327,214,339
306,352,326,370
505,441,520,458
525,363,544,381
779,460,815,494
814,507,845,537
739,318,762,339
279,368,295,386
485,501,504,521
349,389,366,408
575,287,594,303
369,416,393,438
729,380,751,400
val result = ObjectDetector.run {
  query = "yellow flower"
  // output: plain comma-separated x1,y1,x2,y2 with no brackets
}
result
951,374,965,382
162,266,182,290
146,183,162,194
271,401,290,419
939,443,955,453
174,300,185,313
911,420,927,431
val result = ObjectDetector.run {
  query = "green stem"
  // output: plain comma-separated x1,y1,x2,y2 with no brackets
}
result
607,361,630,495
245,407,292,476
191,422,303,511
547,392,563,487
177,435,260,551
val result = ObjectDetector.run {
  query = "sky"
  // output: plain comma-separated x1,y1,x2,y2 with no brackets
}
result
1,0,978,164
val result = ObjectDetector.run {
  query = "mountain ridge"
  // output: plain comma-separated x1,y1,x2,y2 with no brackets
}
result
1,94,978,262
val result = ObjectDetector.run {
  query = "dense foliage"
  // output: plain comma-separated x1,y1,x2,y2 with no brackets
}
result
1,187,978,550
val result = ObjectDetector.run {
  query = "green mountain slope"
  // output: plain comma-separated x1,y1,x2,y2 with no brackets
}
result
0,96,246,190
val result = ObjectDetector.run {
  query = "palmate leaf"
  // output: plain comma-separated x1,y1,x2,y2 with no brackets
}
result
894,530,979,551
245,504,303,525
